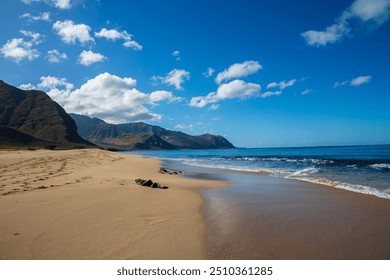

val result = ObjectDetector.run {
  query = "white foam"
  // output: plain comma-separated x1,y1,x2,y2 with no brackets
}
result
288,167,319,177
290,177,390,200
166,157,390,200
370,163,390,170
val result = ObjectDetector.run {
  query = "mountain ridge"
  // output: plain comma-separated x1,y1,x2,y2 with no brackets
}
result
0,80,95,149
70,113,235,150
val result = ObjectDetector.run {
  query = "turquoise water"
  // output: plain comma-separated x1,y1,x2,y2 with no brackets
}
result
124,145,390,199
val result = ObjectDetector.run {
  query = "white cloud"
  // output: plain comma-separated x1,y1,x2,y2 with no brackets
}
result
260,91,282,98
54,0,71,9
333,81,347,88
350,75,372,86
190,79,261,108
78,50,106,66
122,40,143,50
203,67,215,78
95,28,124,40
171,50,180,60
19,83,35,90
174,124,193,131
334,75,372,87
299,77,309,82
37,75,74,91
301,89,312,95
209,104,220,110
24,73,181,123
301,0,390,46
95,28,143,50
19,30,42,44
215,60,262,84
21,0,72,9
0,38,40,63
301,21,349,47
267,79,296,90
20,12,51,22
53,20,94,45
351,0,390,23
149,90,182,104
151,69,190,90
46,49,67,63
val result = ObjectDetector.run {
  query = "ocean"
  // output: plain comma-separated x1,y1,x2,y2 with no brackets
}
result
124,145,390,199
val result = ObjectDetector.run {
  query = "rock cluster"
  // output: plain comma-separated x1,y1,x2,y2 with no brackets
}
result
135,179,169,189
158,168,181,175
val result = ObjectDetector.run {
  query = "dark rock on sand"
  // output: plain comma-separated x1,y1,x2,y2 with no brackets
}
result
141,180,153,187
158,167,181,175
134,178,168,190
159,168,169,174
135,178,146,185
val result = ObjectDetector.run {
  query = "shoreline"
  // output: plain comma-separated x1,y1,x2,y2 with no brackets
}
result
167,161,390,200
0,149,227,259
1,149,389,260
161,159,390,259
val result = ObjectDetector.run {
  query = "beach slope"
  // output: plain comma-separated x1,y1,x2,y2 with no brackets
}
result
0,149,226,259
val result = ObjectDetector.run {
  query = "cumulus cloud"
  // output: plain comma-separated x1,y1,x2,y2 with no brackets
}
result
209,104,220,110
46,49,67,63
301,89,312,95
0,31,42,63
334,75,372,87
202,67,215,78
95,28,123,40
23,73,181,123
21,0,72,9
301,20,349,47
260,91,282,98
350,75,372,86
267,79,296,90
20,12,51,22
351,0,390,22
53,20,94,45
19,83,35,90
19,30,43,44
174,124,193,131
172,50,180,56
190,79,261,108
95,28,143,50
151,69,190,90
37,75,74,91
171,50,180,60
78,50,106,66
301,0,390,46
215,60,262,84
122,40,143,50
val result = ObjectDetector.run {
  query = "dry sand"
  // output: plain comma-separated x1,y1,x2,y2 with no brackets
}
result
0,149,227,259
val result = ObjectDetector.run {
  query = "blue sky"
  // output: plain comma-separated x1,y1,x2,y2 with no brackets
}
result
1,0,390,147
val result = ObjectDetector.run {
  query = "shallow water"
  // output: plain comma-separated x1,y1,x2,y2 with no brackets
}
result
162,160,390,259
124,145,390,199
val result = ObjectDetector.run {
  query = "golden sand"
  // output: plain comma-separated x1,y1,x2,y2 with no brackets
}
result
0,149,227,259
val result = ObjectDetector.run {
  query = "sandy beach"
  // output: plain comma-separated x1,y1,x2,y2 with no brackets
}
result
1,149,390,260
0,149,227,259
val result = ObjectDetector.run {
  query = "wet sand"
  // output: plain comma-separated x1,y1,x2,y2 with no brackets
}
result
0,149,227,259
163,161,390,259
